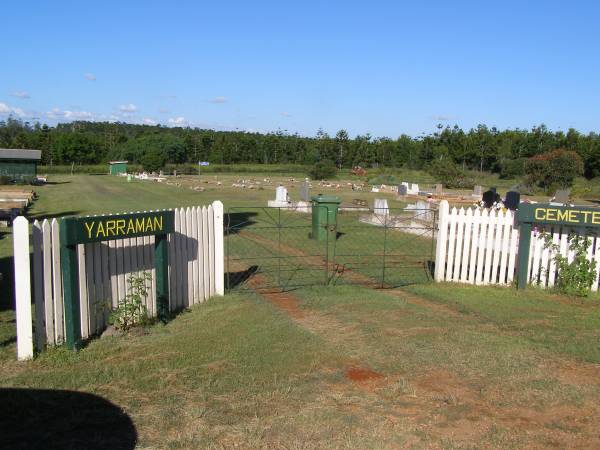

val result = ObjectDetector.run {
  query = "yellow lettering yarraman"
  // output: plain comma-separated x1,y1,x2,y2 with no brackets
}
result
106,220,116,236
126,219,136,234
145,217,153,231
84,221,95,239
116,219,125,235
96,221,106,238
153,216,163,231
135,218,145,232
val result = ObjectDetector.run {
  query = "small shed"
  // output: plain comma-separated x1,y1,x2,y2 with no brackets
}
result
0,149,42,183
108,161,128,175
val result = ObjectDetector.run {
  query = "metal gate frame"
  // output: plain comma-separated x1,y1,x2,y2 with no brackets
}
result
225,206,437,291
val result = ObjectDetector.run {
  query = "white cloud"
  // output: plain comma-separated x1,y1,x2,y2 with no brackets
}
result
209,96,227,104
119,103,137,113
280,111,291,117
46,108,94,120
167,116,187,127
11,91,30,99
84,73,96,81
143,118,157,125
430,115,456,122
0,102,25,116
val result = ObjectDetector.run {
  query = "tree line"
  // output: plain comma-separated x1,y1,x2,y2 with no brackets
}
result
2,117,600,178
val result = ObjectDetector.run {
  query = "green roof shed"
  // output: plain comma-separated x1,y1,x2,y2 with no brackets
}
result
109,161,128,175
0,149,42,183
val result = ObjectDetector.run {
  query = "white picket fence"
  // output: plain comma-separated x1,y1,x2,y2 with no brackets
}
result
435,200,600,289
14,201,224,359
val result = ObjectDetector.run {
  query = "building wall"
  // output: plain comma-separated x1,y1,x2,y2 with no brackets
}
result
109,163,127,175
0,160,37,182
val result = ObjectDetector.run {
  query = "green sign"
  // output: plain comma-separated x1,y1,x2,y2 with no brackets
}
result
60,210,173,350
518,203,600,227
516,202,600,290
61,210,175,245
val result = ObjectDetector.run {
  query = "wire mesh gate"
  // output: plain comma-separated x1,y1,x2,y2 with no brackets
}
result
226,206,436,291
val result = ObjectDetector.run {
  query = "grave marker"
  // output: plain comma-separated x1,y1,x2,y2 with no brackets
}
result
504,191,520,210
299,181,310,202
374,198,389,216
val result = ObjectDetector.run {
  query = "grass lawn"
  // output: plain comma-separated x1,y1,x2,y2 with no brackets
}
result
1,284,600,448
2,173,600,448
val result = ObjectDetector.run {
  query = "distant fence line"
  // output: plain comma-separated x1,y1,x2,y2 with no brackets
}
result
435,200,600,290
14,201,224,360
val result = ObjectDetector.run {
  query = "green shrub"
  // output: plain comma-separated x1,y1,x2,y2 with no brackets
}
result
309,159,337,180
524,149,583,193
543,233,597,297
109,272,152,331
427,160,474,189
499,158,526,179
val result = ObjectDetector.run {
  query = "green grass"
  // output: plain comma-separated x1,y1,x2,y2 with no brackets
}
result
3,173,600,447
2,284,600,447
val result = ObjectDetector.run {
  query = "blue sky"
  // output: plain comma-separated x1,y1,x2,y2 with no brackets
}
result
1,0,599,137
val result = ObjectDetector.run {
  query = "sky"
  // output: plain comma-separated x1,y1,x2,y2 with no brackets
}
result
1,0,599,138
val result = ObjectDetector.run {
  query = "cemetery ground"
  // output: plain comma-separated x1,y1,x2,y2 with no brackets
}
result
1,174,600,447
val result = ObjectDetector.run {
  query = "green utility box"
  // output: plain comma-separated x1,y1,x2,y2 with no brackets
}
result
311,195,341,241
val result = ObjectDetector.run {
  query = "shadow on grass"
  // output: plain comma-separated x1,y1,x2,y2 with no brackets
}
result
28,210,82,221
0,255,14,312
225,211,259,234
1,388,137,449
40,180,72,185
226,265,259,289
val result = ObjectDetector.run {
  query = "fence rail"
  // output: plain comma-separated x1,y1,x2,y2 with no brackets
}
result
14,201,224,358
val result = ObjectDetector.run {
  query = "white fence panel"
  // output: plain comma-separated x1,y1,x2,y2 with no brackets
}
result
436,201,600,289
15,201,224,355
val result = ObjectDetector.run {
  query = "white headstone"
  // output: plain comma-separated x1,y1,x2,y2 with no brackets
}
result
374,198,389,216
275,185,288,202
410,183,419,194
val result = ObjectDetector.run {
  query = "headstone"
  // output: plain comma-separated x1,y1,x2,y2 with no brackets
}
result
415,200,432,221
504,191,520,210
374,198,389,216
398,184,408,196
553,189,570,205
410,183,419,194
482,189,500,208
275,185,288,203
435,184,443,195
473,185,482,196
299,181,310,202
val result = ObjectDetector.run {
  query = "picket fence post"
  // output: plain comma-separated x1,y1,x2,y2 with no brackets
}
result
13,216,34,360
434,200,449,281
213,200,224,295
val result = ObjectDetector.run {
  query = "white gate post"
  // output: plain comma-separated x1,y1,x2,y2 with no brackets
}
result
212,201,224,295
13,216,34,360
434,200,450,282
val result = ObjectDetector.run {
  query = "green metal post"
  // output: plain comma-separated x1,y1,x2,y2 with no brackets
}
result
60,218,82,350
516,223,532,289
155,234,169,321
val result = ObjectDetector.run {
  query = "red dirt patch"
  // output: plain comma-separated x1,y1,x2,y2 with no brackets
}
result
345,367,384,382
